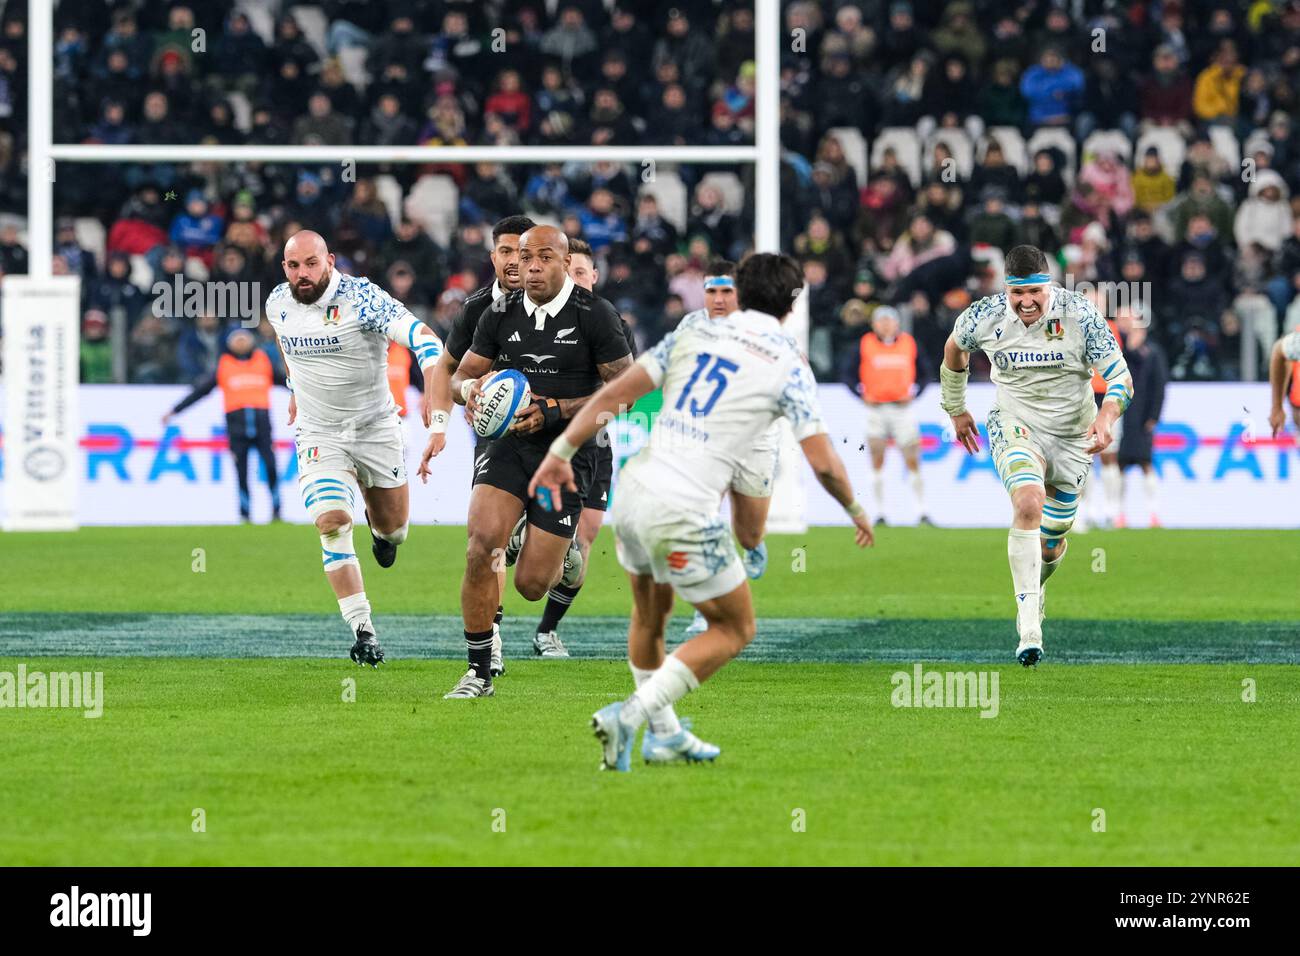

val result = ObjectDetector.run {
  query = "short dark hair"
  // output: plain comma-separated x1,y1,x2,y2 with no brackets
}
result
492,215,536,243
568,237,594,259
704,257,736,278
735,253,803,318
1004,244,1050,278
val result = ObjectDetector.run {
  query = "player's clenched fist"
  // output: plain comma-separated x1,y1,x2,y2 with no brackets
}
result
950,410,980,454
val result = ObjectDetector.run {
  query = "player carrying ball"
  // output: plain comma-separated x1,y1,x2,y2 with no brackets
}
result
529,253,873,770
941,245,1134,666
267,230,447,666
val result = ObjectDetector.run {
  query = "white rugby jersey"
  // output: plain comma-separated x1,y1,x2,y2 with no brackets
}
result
622,309,825,511
267,270,441,427
1282,331,1300,361
953,287,1125,436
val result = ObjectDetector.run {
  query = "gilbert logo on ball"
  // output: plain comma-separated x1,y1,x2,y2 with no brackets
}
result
474,369,532,440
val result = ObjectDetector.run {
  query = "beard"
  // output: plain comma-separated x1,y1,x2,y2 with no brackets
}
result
290,269,332,304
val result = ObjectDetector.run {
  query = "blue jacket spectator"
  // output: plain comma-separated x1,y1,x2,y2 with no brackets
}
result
1020,48,1085,126
169,191,225,263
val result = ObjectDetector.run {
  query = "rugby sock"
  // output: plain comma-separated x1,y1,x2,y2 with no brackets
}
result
538,583,580,634
376,522,408,546
1102,464,1122,523
1007,528,1041,635
493,605,503,628
1041,544,1066,584
630,662,683,737
619,655,699,731
465,628,494,681
338,592,372,633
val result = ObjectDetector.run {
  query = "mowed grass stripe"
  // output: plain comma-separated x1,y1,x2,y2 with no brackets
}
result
1,613,1296,663
0,659,1295,866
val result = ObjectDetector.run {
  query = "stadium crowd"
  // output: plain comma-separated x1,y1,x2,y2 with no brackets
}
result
0,1,1297,393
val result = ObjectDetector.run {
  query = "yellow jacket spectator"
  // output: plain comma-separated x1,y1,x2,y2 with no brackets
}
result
1131,147,1177,213
1193,43,1245,121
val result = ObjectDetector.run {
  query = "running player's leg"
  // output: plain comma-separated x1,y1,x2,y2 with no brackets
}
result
728,431,776,579
253,410,281,520
351,417,410,568
474,437,507,667
1039,481,1079,621
446,483,524,697
989,410,1047,664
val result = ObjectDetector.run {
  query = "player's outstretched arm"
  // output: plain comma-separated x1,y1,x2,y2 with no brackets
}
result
1268,337,1296,437
528,362,654,508
941,335,979,454
800,433,874,548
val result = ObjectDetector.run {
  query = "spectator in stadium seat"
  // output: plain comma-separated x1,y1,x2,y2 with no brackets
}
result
878,2,921,72
1193,39,1246,124
319,58,363,121
587,88,637,145
880,53,931,127
1019,201,1061,254
54,217,96,284
1267,216,1300,319
604,4,654,76
100,10,150,78
1132,147,1177,214
419,95,469,154
523,163,571,217
136,90,189,144
819,49,875,133
653,8,715,100
88,252,148,329
932,2,986,69
268,14,319,78
486,68,532,135
1172,173,1236,242
90,50,139,121
914,180,964,243
1076,57,1138,143
461,163,519,227
366,15,425,79
1139,44,1194,131
285,173,335,235
80,311,114,383
1019,46,1084,128
88,98,132,144
169,190,224,268
1078,151,1136,220
807,162,858,234
649,83,699,146
1176,135,1232,192
631,193,678,259
362,93,418,147
968,141,1022,204
212,11,265,93
880,212,956,283
966,186,1017,252
533,62,584,144
379,217,446,303
1023,148,1067,206
688,183,740,261
292,92,353,146
598,50,644,120
579,188,628,253
978,58,1027,130
541,6,600,78
1236,170,1292,251
149,5,198,76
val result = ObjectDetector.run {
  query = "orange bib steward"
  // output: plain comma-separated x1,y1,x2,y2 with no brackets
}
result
859,332,917,403
216,350,274,412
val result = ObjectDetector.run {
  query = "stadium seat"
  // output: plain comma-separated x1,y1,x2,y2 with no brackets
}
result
226,91,253,133
871,127,923,187
1082,129,1133,165
827,127,869,186
925,128,974,180
983,127,1028,176
1209,125,1241,171
700,172,745,215
373,175,404,229
236,0,275,44
405,174,459,246
338,47,369,90
1026,127,1077,187
291,5,330,59
1135,127,1186,177
639,169,688,233
74,217,105,269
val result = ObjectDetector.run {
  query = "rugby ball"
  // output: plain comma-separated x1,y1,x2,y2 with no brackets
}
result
473,369,532,440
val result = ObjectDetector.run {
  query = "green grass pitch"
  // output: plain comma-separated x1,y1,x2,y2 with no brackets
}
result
1,524,1297,866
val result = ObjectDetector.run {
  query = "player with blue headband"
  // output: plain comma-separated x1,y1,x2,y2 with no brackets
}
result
940,245,1134,667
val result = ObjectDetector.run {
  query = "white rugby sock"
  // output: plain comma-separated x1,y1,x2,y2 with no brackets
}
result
1102,464,1122,523
338,591,372,633
1007,528,1041,637
620,655,699,731
630,661,682,737
376,522,408,545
